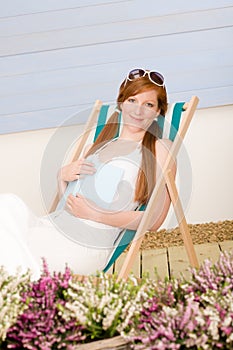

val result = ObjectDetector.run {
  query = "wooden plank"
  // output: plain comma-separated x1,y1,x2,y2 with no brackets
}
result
170,85,233,109
165,170,199,268
1,0,232,18
0,83,107,115
2,55,233,96
0,105,91,134
168,66,233,94
1,71,232,117
168,245,192,280
1,7,232,56
142,248,168,280
76,335,129,350
49,99,102,212
114,252,140,278
0,0,121,17
0,2,135,36
1,27,232,77
219,240,233,252
194,242,221,266
1,2,232,37
105,266,114,275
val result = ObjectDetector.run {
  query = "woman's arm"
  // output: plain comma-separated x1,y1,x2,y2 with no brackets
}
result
57,144,95,198
66,139,176,231
66,193,144,229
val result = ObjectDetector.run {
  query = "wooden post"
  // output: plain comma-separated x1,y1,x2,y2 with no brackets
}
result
165,169,199,268
49,100,102,213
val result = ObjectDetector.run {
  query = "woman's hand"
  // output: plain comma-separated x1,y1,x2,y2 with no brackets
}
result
65,193,143,230
59,158,96,182
66,193,99,221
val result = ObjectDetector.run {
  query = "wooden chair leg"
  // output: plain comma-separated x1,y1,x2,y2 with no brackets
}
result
164,169,199,268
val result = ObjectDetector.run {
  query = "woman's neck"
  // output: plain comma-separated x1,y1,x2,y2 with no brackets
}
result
119,128,145,142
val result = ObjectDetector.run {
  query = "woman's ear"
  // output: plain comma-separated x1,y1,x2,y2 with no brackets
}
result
155,109,161,117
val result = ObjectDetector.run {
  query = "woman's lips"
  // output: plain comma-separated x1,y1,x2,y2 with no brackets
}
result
130,115,143,122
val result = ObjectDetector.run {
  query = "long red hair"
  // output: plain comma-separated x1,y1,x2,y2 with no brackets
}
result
85,76,168,205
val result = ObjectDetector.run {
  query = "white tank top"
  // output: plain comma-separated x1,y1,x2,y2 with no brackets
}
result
49,138,142,248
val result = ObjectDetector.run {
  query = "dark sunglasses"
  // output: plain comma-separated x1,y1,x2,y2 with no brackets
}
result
125,68,165,87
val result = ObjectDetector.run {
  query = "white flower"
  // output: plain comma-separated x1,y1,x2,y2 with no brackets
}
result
0,266,31,341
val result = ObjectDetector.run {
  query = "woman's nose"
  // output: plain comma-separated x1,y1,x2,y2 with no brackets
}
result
134,103,143,115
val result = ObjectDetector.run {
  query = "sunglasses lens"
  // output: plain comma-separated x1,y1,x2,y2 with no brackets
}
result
128,69,145,80
150,71,164,86
126,69,165,86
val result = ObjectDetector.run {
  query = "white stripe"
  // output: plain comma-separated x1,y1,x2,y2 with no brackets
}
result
162,103,175,139
106,104,116,120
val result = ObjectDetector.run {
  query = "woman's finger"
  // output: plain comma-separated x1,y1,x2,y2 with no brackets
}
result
67,194,75,203
78,163,96,175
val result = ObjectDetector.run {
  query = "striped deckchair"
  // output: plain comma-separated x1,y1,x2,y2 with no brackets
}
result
50,96,199,280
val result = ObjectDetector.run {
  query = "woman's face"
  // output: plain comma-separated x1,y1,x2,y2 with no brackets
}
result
121,90,160,133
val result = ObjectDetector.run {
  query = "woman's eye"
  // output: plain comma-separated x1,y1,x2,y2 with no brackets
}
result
145,102,154,108
128,98,136,103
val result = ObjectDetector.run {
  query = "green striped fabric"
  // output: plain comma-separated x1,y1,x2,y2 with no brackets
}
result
93,104,109,142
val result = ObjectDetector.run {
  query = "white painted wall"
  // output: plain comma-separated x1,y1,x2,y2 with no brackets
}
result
0,104,232,227
164,104,233,227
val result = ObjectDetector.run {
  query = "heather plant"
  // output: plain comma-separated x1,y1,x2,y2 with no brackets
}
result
187,250,233,348
126,289,209,349
61,272,153,341
0,267,31,344
1,252,233,349
127,251,233,350
6,260,85,349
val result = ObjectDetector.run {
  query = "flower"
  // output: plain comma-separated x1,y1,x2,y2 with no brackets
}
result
61,272,152,340
0,267,31,343
0,251,232,349
6,260,85,349
127,251,233,349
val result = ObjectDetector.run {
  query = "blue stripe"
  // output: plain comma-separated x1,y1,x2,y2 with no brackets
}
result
169,102,185,141
93,104,109,142
103,229,136,273
103,204,146,273
157,115,165,139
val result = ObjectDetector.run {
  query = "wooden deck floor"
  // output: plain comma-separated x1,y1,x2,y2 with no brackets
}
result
110,240,233,280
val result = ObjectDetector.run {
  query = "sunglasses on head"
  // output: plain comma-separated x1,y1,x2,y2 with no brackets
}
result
125,68,165,87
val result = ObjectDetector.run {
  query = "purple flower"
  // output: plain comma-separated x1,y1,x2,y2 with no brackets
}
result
6,260,85,349
127,251,233,349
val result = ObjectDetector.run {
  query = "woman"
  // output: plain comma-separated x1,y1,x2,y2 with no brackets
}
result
0,69,176,278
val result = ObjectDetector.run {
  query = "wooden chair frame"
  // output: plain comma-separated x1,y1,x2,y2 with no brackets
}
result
50,96,200,280
117,96,199,280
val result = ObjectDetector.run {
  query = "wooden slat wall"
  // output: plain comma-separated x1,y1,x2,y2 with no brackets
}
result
0,0,232,133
